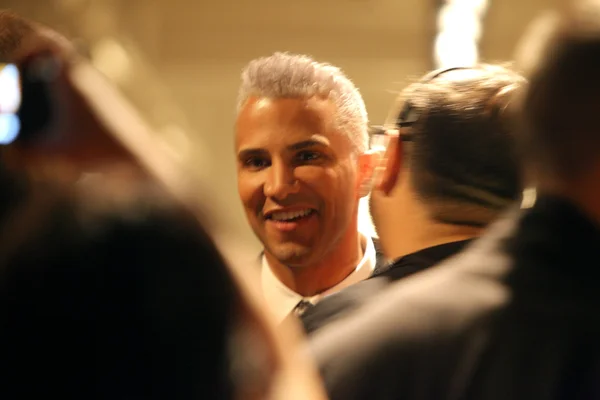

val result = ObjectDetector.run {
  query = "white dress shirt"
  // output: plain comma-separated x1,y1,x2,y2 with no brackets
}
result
261,232,376,323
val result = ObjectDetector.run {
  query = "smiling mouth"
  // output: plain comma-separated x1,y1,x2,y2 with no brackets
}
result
265,209,316,222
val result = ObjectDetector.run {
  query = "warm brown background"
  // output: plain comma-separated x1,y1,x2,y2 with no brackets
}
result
3,0,561,248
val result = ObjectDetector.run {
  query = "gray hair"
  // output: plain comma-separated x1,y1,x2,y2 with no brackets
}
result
237,52,369,152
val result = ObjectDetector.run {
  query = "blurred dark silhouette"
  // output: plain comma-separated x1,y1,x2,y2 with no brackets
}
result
302,64,525,334
0,180,243,399
310,2,600,399
0,10,329,400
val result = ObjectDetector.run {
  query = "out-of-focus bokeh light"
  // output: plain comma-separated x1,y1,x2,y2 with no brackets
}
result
0,64,22,145
0,114,20,145
0,64,21,114
435,0,489,68
91,38,132,84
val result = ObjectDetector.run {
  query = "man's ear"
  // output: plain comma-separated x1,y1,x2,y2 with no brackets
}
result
375,133,403,196
356,149,380,199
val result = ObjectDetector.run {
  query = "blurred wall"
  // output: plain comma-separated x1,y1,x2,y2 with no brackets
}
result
149,0,435,246
4,0,561,248
481,0,562,61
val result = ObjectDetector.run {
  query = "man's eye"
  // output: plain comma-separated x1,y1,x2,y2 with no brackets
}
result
296,151,321,162
244,158,270,169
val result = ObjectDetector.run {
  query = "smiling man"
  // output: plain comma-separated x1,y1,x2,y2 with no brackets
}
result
235,52,381,322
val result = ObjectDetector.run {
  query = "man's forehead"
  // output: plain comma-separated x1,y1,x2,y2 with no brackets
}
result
235,96,344,148
237,96,336,133
236,126,333,151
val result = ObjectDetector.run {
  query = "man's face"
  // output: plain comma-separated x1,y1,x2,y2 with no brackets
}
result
235,96,361,267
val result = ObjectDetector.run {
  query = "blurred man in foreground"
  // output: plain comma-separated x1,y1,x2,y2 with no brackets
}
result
0,11,326,400
301,64,525,334
235,52,383,322
311,2,600,399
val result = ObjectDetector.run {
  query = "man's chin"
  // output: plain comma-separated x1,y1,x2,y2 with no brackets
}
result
265,243,313,267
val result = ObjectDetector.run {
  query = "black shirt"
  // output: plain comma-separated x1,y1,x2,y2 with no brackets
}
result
301,239,472,334
312,196,600,400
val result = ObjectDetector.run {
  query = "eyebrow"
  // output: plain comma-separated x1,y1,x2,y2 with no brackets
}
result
287,139,330,151
237,138,330,159
237,148,266,160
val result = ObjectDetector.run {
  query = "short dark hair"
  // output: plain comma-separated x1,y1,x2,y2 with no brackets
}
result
393,65,525,226
518,3,600,179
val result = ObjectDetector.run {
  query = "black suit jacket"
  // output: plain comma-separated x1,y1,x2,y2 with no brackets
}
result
311,195,600,400
301,240,471,334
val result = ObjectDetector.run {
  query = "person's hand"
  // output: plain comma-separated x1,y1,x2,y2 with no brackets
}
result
0,10,145,181
0,11,74,63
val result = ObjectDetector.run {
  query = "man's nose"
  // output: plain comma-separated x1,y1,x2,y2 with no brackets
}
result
263,161,299,199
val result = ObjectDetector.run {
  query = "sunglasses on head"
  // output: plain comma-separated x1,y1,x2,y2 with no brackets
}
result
368,67,473,149
370,65,518,148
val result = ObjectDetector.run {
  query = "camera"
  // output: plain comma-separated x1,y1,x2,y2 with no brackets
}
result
0,55,57,145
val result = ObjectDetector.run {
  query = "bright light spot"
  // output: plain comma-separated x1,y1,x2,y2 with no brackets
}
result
0,114,21,144
91,38,131,84
448,0,489,14
438,8,481,39
358,196,377,239
521,187,537,209
435,33,479,68
434,0,489,69
0,64,21,113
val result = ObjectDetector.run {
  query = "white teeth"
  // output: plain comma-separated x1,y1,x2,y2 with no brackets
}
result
269,209,313,222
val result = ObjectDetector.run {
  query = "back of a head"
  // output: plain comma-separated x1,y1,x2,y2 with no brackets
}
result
394,65,525,226
237,52,369,152
517,0,600,181
0,184,240,399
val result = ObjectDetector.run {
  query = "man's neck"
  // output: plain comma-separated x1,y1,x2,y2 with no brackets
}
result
379,201,482,261
265,225,364,297
384,223,480,262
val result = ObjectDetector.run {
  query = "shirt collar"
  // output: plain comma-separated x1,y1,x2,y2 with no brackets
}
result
261,232,377,323
387,240,473,273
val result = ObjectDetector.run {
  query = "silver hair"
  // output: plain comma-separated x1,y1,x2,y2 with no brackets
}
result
237,52,369,152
